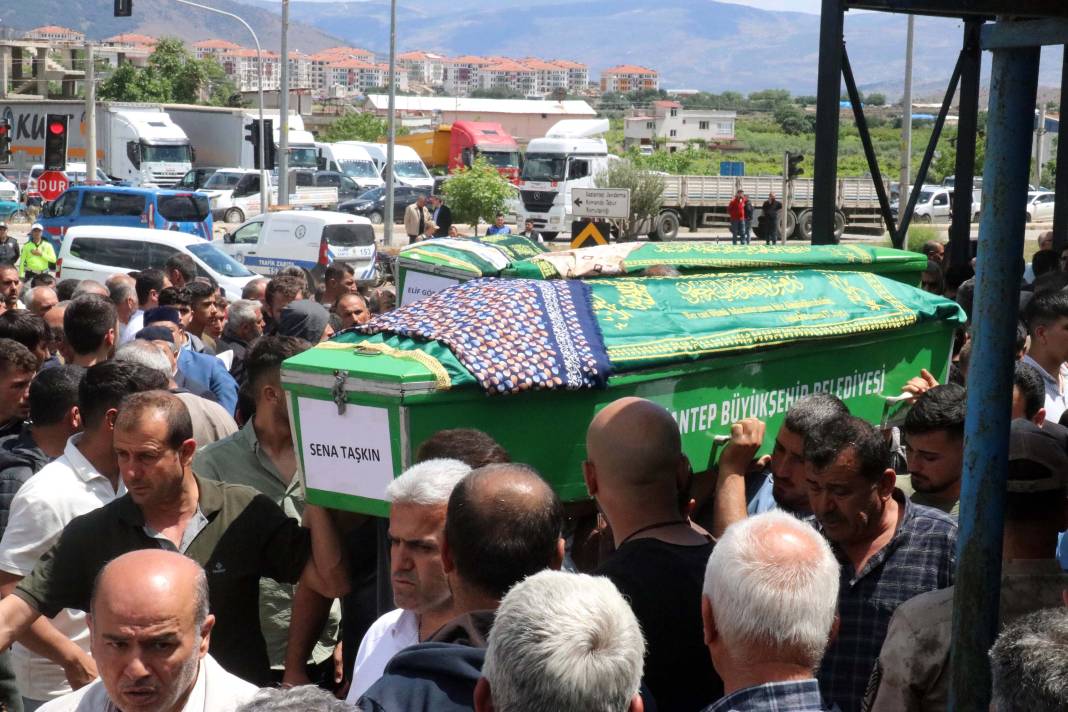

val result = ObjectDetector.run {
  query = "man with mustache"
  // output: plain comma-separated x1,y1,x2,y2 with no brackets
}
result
804,414,957,712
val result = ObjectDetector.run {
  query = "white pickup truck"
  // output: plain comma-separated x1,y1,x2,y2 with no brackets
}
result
200,169,338,223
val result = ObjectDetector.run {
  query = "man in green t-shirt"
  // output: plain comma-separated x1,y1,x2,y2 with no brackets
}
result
898,383,965,517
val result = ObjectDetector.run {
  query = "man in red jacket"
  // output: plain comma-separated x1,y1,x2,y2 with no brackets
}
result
728,190,748,245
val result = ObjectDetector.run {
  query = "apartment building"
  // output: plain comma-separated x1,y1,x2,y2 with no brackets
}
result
22,26,85,43
600,64,659,93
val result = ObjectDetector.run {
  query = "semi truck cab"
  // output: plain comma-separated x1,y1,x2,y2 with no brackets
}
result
110,108,193,187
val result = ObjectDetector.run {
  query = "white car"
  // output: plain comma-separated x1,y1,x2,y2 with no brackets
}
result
1025,191,1056,223
57,226,257,300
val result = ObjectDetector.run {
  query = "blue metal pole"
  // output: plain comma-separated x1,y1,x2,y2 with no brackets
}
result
947,41,1040,711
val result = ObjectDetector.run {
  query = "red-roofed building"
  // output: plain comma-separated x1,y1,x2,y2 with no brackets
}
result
102,33,157,48
479,59,537,95
443,55,493,95
600,64,659,93
23,26,84,42
398,50,446,85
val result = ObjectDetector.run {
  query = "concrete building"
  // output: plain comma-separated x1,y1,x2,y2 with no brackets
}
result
521,58,569,96
287,51,313,90
550,59,590,94
479,59,537,96
601,64,659,93
442,55,493,95
22,26,84,43
624,101,736,151
362,94,596,143
397,50,446,86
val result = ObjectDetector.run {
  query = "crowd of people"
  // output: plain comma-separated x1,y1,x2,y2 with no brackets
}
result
0,230,1062,712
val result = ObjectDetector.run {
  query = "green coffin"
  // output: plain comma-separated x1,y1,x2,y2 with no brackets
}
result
504,242,928,286
283,270,964,515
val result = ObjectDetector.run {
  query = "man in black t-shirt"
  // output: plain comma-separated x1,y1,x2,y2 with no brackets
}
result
584,396,722,712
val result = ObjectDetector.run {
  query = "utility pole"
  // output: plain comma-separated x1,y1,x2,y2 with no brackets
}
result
900,14,915,207
277,0,290,203
384,0,398,247
84,43,97,183
1034,107,1046,190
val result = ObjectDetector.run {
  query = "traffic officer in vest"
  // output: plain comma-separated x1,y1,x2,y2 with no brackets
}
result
19,224,56,280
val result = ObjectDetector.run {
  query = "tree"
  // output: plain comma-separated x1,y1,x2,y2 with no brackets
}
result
439,157,514,236
866,92,887,107
748,89,792,111
318,111,388,143
470,86,525,99
773,103,808,135
98,36,237,106
594,159,665,240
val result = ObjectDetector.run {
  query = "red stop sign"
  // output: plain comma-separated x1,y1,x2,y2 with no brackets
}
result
38,170,69,202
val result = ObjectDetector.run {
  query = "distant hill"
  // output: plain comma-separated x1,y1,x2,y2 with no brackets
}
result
0,0,343,55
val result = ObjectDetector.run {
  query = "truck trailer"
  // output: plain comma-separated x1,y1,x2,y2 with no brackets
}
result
165,105,318,171
0,99,193,187
394,121,522,181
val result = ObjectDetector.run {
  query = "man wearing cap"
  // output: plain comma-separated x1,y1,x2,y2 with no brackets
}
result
864,418,1068,712
141,307,239,415
0,224,18,267
18,225,55,280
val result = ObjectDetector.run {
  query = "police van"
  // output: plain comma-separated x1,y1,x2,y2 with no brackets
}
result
218,210,377,288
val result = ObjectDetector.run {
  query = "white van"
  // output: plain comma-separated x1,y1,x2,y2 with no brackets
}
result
339,142,434,191
218,210,378,286
316,143,383,193
57,226,257,300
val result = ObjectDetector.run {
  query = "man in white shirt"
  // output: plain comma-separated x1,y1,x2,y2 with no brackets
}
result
0,361,167,709
39,549,257,712
345,458,471,703
106,275,139,347
1022,290,1068,423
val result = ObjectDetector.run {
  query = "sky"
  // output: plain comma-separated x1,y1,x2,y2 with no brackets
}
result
718,0,822,12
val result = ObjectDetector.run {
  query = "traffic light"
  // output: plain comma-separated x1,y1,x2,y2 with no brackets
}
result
114,0,132,16
44,114,68,172
246,119,277,169
787,152,804,180
0,119,10,164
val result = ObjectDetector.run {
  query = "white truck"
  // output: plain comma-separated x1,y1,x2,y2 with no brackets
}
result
0,100,193,186
338,141,434,191
199,168,338,224
315,142,383,192
165,105,319,171
516,119,617,241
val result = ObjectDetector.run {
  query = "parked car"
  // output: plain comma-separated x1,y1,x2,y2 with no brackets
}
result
0,174,25,220
57,226,255,300
1025,191,1056,223
218,210,377,287
38,185,214,249
175,167,222,191
24,163,116,205
337,185,430,225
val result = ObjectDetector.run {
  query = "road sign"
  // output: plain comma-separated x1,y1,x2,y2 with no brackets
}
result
571,188,630,220
38,171,69,202
570,220,610,249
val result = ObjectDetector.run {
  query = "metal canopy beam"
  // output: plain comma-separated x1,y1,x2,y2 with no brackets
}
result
1054,47,1068,251
812,0,845,244
981,18,1068,49
844,0,1064,19
948,20,982,268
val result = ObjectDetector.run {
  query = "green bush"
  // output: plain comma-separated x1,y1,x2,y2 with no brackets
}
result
906,226,940,253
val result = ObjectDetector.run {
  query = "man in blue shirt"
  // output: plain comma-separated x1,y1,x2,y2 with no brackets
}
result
141,307,239,415
485,213,511,236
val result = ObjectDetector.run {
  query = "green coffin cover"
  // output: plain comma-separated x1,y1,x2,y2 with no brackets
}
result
503,242,928,284
398,234,548,278
291,270,964,390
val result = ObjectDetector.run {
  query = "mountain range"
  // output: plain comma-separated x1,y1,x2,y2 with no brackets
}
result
1,0,1062,96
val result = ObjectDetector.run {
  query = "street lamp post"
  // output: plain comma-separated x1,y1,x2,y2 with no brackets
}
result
384,0,398,247
175,0,268,214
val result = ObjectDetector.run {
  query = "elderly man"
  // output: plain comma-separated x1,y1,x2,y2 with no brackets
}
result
214,299,264,385
242,278,268,302
143,307,239,415
865,418,1068,711
0,362,166,708
989,608,1068,712
585,397,720,712
430,195,452,237
805,413,957,711
38,549,258,712
475,571,644,712
403,195,430,244
701,510,840,711
357,463,563,712
344,458,471,702
26,286,58,318
0,390,349,686
105,274,139,346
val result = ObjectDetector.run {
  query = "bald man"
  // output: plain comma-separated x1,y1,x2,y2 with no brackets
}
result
26,287,58,318
584,396,722,712
39,550,257,712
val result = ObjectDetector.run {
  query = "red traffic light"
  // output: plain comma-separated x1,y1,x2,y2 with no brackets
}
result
0,127,7,136
49,121,66,135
